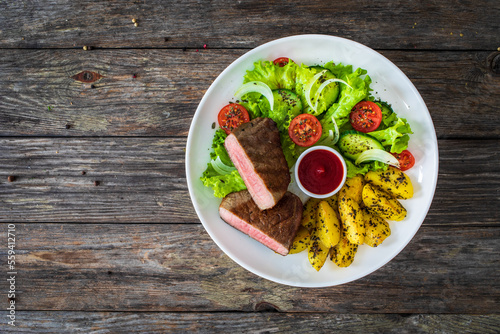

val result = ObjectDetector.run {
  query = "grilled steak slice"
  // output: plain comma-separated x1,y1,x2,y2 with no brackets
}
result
219,190,303,256
225,117,290,210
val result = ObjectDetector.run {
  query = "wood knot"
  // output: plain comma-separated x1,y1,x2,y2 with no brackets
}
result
253,301,280,312
71,71,103,83
487,52,500,76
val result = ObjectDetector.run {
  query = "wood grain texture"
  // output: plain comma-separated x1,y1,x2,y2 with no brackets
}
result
0,224,498,313
0,0,498,50
0,137,191,223
0,48,238,137
1,49,499,137
1,312,499,333
0,138,498,224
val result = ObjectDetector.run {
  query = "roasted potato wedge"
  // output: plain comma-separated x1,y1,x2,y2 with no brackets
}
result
364,166,413,199
362,183,407,221
330,235,358,268
301,197,321,231
338,174,365,203
362,208,391,247
325,193,339,213
307,230,330,271
316,201,341,248
289,226,311,254
338,196,365,245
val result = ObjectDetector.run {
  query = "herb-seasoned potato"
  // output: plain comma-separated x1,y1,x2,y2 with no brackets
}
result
338,174,365,203
325,193,339,213
330,235,358,267
316,201,341,248
338,196,365,245
364,166,413,199
307,230,330,271
301,197,321,231
289,226,311,254
362,208,391,247
362,183,407,221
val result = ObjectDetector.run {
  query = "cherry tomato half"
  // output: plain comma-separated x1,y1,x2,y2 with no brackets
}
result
217,103,250,134
288,114,322,147
392,150,415,171
349,101,383,133
273,57,291,67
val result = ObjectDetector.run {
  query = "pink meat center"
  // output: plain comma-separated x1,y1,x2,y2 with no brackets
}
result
225,135,274,210
219,207,289,256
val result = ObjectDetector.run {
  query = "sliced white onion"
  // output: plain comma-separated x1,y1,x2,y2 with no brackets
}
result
304,70,327,113
211,156,236,175
235,81,274,111
316,116,340,146
355,149,400,168
316,129,334,146
331,116,340,145
313,78,352,111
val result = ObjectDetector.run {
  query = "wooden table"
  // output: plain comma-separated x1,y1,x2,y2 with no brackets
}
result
1,1,499,332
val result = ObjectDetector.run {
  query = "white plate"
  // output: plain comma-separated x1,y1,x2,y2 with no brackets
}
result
186,35,438,287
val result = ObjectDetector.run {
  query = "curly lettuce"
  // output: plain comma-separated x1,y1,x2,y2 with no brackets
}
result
200,130,247,198
321,62,372,132
239,90,301,132
345,158,388,178
369,102,413,153
243,60,298,90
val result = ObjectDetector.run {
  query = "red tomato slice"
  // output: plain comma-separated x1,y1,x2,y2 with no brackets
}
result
273,57,291,67
217,103,250,134
288,114,322,147
349,101,383,133
392,150,415,171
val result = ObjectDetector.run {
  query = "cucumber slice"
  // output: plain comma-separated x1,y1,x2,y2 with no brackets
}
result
337,130,385,161
296,66,340,116
273,89,302,111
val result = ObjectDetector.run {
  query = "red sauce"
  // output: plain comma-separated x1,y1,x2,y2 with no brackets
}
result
298,149,345,195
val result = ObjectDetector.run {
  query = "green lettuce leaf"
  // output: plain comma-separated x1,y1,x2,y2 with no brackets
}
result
243,60,298,90
200,129,246,198
345,158,388,178
319,63,372,141
201,166,246,198
239,90,302,132
280,133,300,169
369,118,412,153
370,102,413,153
209,129,233,165
238,92,266,120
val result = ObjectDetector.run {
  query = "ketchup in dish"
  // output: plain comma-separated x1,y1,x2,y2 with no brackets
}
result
297,148,346,197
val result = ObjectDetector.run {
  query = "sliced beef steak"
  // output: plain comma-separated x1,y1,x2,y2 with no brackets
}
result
225,117,290,210
219,190,303,256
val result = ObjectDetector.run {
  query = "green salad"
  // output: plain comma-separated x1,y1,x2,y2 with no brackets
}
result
201,58,413,198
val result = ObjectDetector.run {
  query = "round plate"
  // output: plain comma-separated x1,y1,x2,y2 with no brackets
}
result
186,35,438,287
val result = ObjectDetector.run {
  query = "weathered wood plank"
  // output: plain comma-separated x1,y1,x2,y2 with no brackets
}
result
0,48,240,137
0,224,498,313
0,137,191,223
0,0,498,50
0,138,498,224
1,312,499,333
0,49,499,137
